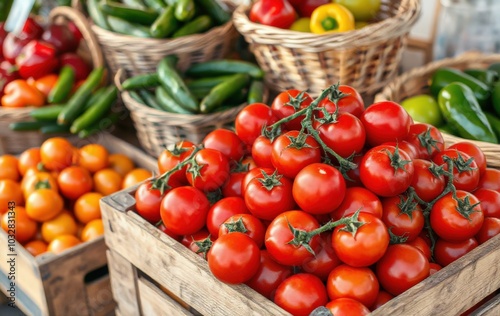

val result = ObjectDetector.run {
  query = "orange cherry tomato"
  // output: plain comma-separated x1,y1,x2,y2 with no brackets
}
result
26,189,64,222
0,154,20,181
94,168,122,196
22,171,58,200
47,234,81,254
18,148,41,177
57,166,93,200
108,153,135,177
0,179,24,214
78,144,109,173
122,168,152,189
33,74,58,97
74,192,103,224
40,138,75,171
1,206,37,244
81,219,104,242
24,240,48,256
41,211,78,243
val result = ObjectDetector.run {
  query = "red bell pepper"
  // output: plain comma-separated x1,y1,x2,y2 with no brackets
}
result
42,23,78,54
250,0,297,29
0,60,20,96
0,23,7,60
288,0,330,17
67,21,83,46
2,17,43,63
59,53,91,81
16,40,58,80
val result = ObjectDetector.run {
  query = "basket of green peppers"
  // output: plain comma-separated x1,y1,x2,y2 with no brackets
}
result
115,55,267,157
375,52,500,168
76,0,237,77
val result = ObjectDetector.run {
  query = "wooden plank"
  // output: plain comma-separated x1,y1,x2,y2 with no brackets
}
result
472,293,500,316
137,277,194,316
372,235,500,316
85,274,114,315
106,250,141,316
101,193,290,316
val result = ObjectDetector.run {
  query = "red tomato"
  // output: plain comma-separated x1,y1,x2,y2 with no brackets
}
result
429,262,442,275
134,181,163,224
360,101,411,147
430,191,484,242
244,170,295,221
207,232,260,284
325,298,370,316
235,103,277,145
473,188,500,218
181,228,216,257
326,264,379,307
345,154,363,188
292,163,346,215
221,171,246,198
265,210,321,266
376,244,429,296
432,149,480,192
219,214,265,248
449,142,486,176
331,186,382,220
317,85,365,118
249,0,297,29
314,113,366,158
251,135,274,168
382,140,420,160
274,273,328,316
405,123,444,160
157,140,195,187
381,195,424,242
160,186,210,235
288,0,330,17
241,167,274,194
157,223,181,241
370,291,394,311
360,145,414,197
246,250,293,300
302,233,341,281
475,217,500,244
406,236,432,261
271,89,313,130
206,197,249,237
410,159,446,202
271,130,321,179
477,168,500,192
186,149,230,192
332,212,389,267
202,129,246,162
434,237,478,267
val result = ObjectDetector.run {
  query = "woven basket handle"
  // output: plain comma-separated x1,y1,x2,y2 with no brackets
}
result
49,6,104,70
114,68,124,91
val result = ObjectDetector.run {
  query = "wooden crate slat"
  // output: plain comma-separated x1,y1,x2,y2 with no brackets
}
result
472,293,500,316
86,275,115,316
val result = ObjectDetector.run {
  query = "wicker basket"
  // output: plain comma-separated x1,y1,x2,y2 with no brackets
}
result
232,0,421,96
374,52,500,168
115,69,268,157
0,6,104,155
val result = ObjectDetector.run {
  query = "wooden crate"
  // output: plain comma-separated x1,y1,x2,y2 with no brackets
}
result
0,132,157,316
101,185,500,316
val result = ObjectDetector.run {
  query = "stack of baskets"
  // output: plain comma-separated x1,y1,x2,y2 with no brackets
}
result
375,52,500,168
232,0,421,96
0,6,104,154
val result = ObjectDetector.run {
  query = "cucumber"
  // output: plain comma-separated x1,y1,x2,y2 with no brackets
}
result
175,0,195,22
138,89,165,111
106,16,152,38
99,0,159,25
155,86,194,114
186,60,265,79
200,74,250,113
157,56,198,112
247,80,264,104
173,15,213,38
193,0,230,25
186,75,234,91
122,73,160,90
150,6,179,38
30,105,66,121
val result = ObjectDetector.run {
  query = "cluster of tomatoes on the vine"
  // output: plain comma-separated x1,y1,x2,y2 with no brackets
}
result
133,84,500,316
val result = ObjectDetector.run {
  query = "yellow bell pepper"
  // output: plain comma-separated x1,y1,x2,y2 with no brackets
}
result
290,18,311,32
310,3,355,34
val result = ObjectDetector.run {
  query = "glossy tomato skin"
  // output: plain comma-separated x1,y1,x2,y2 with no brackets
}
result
405,123,444,160
475,217,500,244
219,214,266,248
265,210,321,266
271,89,313,131
410,159,446,202
477,168,500,192
221,171,246,198
370,291,394,311
241,167,274,194
274,273,328,316
134,181,163,224
203,129,246,162
331,186,382,220
449,142,486,176
271,131,321,179
326,264,379,307
301,233,341,281
206,197,249,237
157,140,195,187
292,163,346,215
160,186,210,236
251,135,274,168
332,212,389,267
406,236,432,261
345,154,364,188
432,149,480,192
244,171,295,221
207,232,260,284
317,85,364,118
430,191,484,242
249,0,297,29
325,298,370,316
429,262,442,275
235,103,277,146
360,101,411,147
181,228,216,257
434,237,478,267
381,195,425,242
360,145,415,197
382,140,419,160
246,250,293,300
473,189,500,218
375,244,429,296
186,149,230,192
